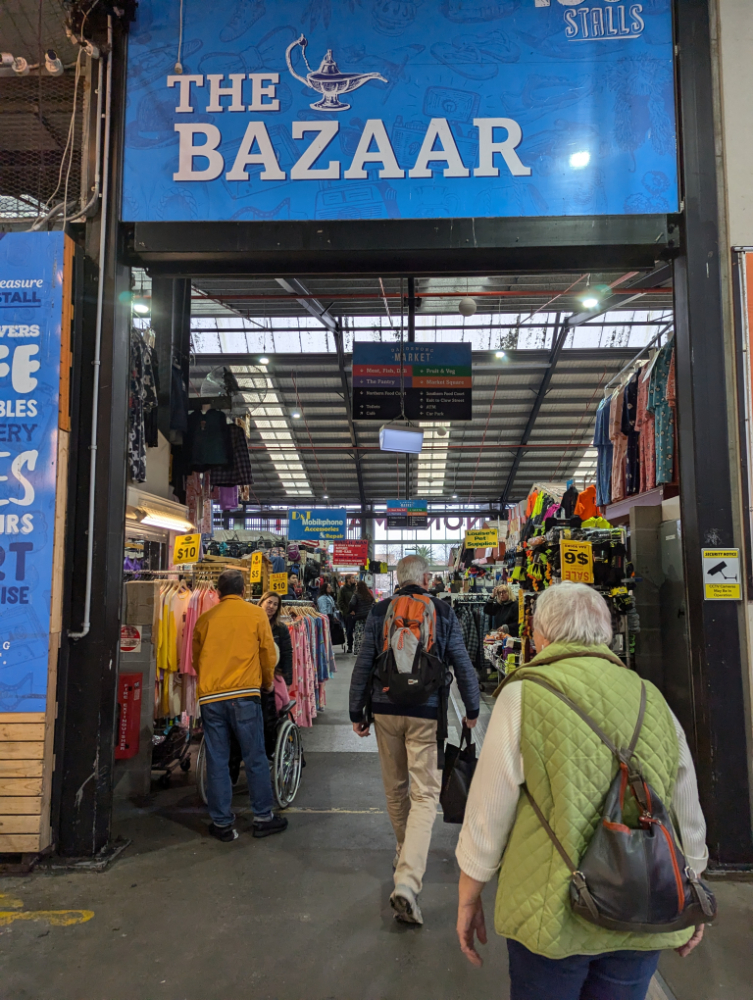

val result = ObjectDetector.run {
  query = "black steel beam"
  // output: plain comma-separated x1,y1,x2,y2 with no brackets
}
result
499,315,570,505
275,278,366,507
129,215,678,275
672,0,753,866
567,265,673,328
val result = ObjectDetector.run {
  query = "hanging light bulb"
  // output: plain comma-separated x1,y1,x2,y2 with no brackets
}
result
458,297,477,317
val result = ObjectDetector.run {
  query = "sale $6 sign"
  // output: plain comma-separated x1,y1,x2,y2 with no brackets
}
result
560,539,594,584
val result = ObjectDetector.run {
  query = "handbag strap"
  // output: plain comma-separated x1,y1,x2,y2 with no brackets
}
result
521,676,647,763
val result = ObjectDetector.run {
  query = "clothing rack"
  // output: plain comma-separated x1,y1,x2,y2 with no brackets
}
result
603,322,674,396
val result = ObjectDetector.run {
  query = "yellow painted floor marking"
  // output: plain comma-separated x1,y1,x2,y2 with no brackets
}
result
0,892,93,928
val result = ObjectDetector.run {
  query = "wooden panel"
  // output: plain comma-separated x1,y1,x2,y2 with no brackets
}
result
0,814,41,835
0,742,45,761
0,797,42,815
0,834,41,852
0,714,45,724
0,761,43,778
0,725,45,742
0,778,43,796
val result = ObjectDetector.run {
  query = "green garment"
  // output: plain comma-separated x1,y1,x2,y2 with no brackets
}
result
495,642,692,959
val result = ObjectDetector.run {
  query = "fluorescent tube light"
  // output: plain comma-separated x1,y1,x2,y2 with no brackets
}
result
140,513,195,532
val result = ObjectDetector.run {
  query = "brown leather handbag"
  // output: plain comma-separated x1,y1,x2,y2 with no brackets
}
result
523,677,717,934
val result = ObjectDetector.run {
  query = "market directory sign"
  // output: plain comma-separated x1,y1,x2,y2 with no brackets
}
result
122,0,677,222
0,232,64,713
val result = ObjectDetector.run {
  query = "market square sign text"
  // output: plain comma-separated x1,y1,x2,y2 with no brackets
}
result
123,0,677,221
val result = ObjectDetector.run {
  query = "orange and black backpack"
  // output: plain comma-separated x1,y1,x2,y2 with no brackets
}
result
369,592,450,764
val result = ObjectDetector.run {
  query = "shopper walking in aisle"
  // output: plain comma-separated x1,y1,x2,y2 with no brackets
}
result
348,580,375,656
338,574,357,652
483,584,519,637
350,555,480,926
193,570,288,842
317,582,336,616
260,590,293,685
455,582,709,998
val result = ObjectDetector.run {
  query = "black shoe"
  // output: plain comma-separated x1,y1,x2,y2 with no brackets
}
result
208,823,238,842
252,814,288,838
347,647,353,654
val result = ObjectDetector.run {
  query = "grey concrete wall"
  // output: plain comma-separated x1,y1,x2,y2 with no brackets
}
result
630,505,664,689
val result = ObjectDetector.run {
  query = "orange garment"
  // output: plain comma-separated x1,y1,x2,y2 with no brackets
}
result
574,484,598,521
525,490,539,517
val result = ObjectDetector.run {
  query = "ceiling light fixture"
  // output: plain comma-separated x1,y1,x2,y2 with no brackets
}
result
291,410,301,419
581,296,599,310
45,49,63,76
140,513,195,532
322,494,329,499
259,356,269,365
132,298,150,315
495,350,506,359
458,296,477,317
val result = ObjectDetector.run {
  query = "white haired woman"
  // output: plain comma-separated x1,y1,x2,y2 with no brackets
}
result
455,582,709,1000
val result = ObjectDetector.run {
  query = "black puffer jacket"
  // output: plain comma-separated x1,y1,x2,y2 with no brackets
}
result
348,592,375,621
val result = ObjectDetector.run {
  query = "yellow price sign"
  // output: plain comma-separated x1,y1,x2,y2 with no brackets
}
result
270,572,288,594
172,533,200,564
465,528,499,548
560,539,594,584
249,550,263,583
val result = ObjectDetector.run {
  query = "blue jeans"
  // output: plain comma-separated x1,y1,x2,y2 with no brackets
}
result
201,697,274,827
507,940,661,1000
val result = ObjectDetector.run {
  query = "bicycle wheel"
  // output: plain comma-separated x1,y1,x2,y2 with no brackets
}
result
196,737,208,805
273,719,302,809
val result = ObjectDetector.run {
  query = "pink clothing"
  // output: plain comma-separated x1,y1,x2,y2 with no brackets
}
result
609,387,628,502
274,674,290,714
636,365,656,493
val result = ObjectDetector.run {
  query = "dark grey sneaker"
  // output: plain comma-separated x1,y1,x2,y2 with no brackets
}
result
252,814,288,838
208,823,238,843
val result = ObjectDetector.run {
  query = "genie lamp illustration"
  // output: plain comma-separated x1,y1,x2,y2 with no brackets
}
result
285,35,387,112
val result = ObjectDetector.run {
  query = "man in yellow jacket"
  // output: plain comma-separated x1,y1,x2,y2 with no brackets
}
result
193,569,288,842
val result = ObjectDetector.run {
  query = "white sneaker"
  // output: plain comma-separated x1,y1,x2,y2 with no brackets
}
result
390,885,423,926
392,845,402,871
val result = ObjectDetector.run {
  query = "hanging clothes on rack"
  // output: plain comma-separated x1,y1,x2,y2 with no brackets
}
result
186,472,213,534
647,339,677,485
211,423,254,486
622,370,641,496
281,605,335,727
609,386,628,503
636,361,656,493
128,331,159,482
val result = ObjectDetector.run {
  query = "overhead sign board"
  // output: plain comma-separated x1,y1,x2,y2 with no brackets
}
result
123,1,677,223
465,528,499,549
702,549,742,601
354,344,472,422
0,232,65,714
333,541,369,565
560,539,594,584
288,507,347,540
386,498,429,529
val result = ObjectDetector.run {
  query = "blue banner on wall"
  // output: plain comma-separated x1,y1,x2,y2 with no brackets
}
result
288,507,347,540
0,232,64,713
123,0,678,222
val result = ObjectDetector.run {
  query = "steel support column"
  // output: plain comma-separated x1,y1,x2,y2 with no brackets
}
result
673,0,753,865
54,22,131,856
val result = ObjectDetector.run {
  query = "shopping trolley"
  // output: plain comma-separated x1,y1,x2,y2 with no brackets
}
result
196,697,304,810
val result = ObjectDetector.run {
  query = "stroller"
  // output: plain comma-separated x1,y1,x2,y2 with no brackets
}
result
196,694,304,809
151,724,192,788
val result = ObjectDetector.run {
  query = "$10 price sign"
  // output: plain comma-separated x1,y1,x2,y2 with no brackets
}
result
173,533,200,564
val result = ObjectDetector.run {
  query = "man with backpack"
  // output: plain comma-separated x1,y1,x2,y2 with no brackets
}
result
349,554,480,926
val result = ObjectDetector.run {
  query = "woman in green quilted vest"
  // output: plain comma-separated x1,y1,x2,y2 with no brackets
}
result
455,582,709,1000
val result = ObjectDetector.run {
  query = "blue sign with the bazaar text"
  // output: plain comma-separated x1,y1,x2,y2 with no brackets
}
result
123,0,678,222
0,232,64,713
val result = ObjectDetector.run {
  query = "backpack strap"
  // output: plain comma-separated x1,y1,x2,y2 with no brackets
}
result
522,676,650,809
522,785,600,922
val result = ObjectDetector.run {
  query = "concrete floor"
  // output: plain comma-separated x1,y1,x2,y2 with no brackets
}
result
1,653,751,1000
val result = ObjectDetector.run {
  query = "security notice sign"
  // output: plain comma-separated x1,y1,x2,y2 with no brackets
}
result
702,549,742,600
560,539,594,584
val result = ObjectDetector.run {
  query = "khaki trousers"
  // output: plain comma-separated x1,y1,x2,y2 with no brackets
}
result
374,714,441,896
